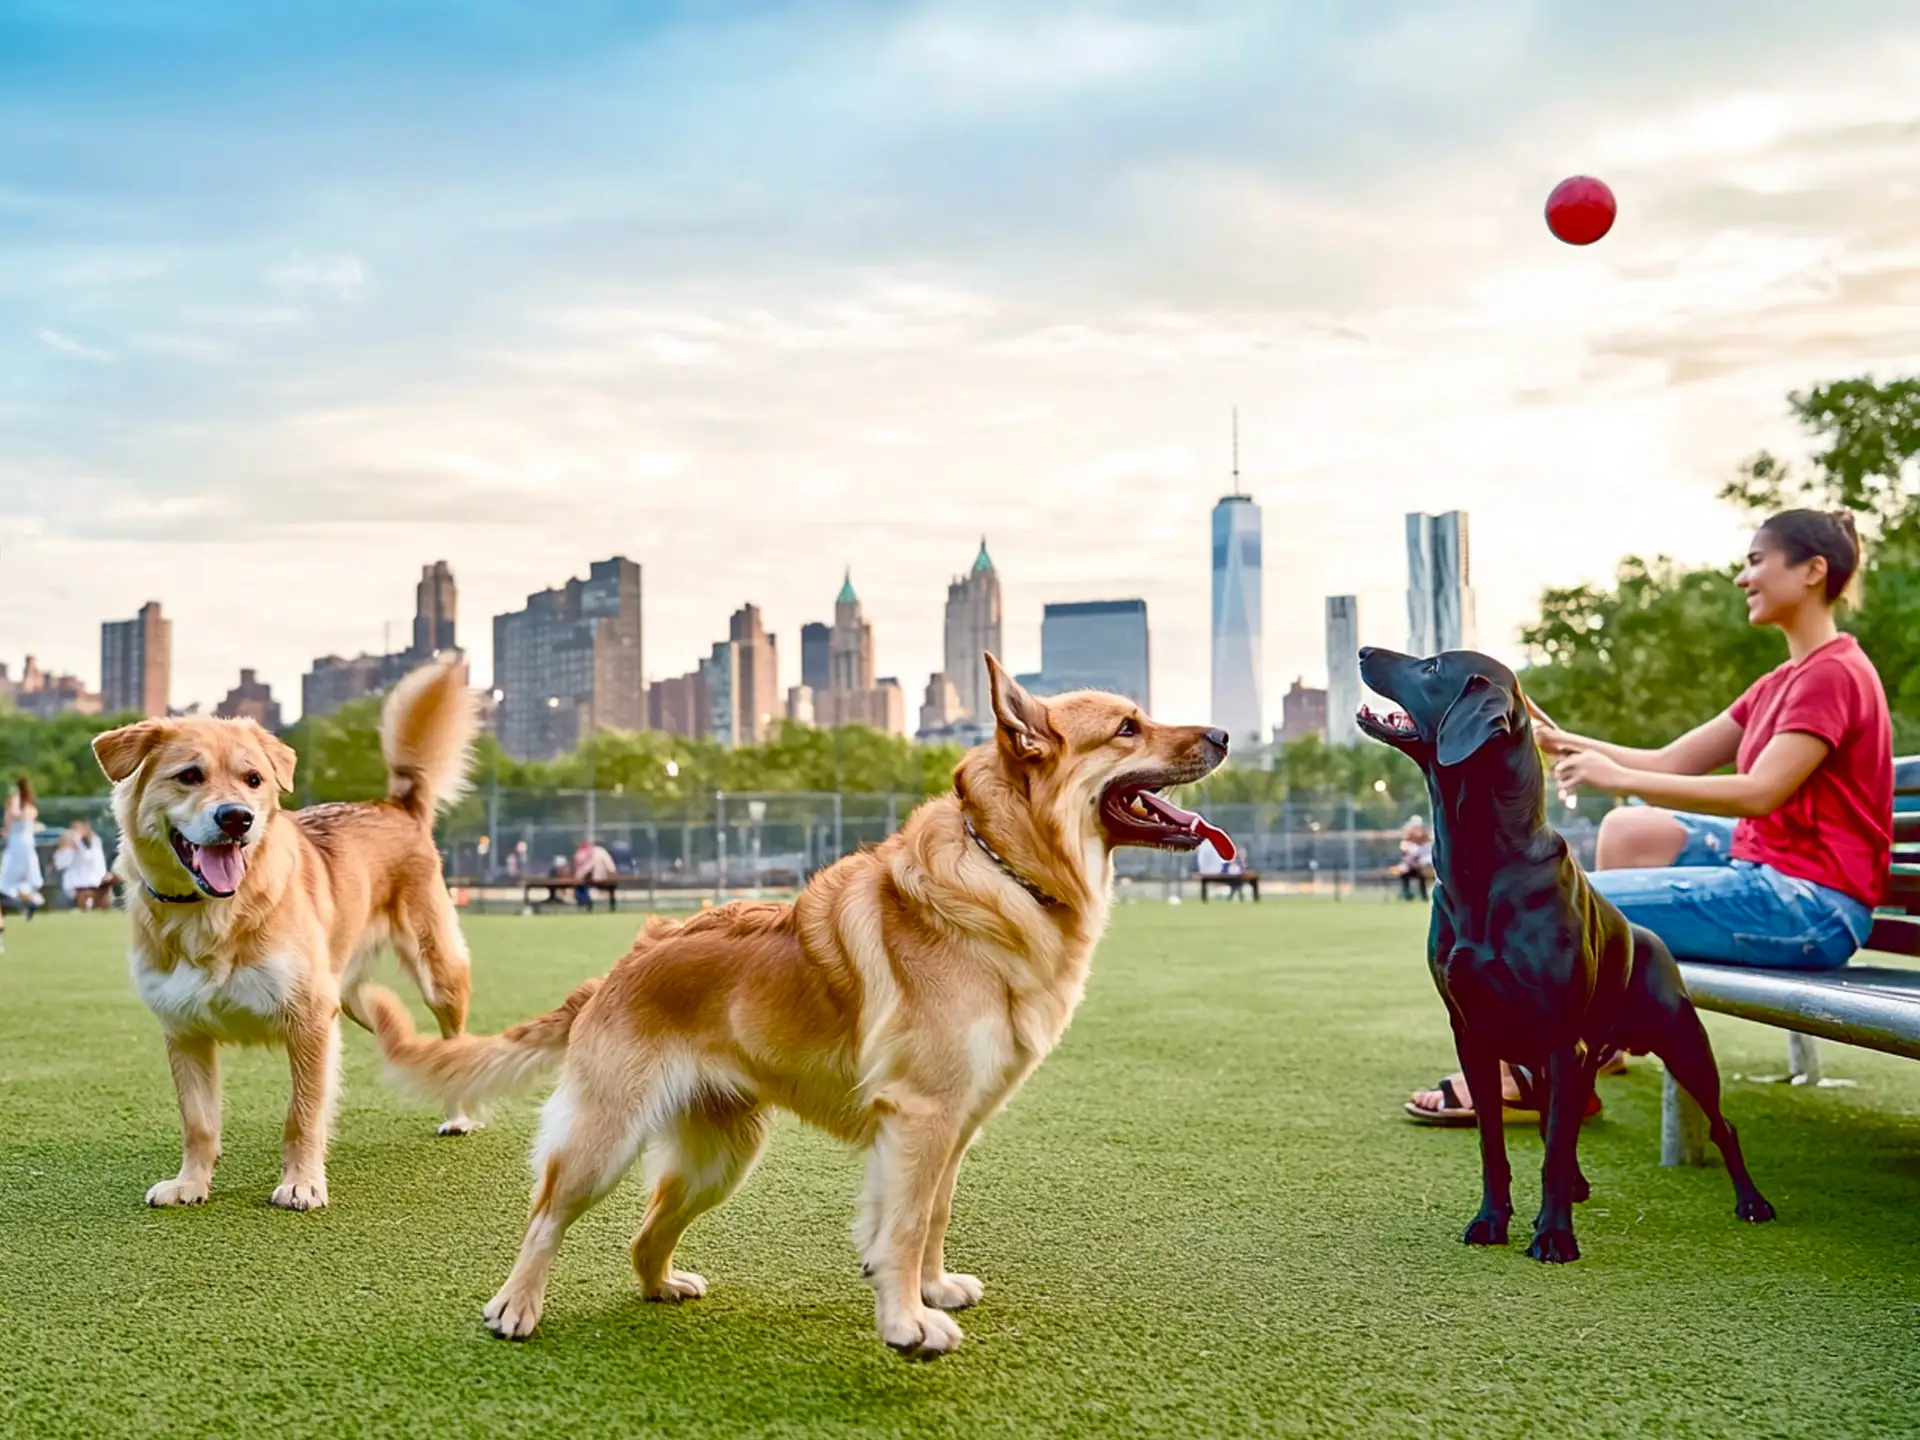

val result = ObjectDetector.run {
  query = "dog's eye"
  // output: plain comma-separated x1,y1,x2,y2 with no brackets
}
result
176,767,204,786
246,772,264,790
1116,718,1139,738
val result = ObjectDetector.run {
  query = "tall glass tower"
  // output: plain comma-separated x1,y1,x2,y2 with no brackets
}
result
1211,492,1263,748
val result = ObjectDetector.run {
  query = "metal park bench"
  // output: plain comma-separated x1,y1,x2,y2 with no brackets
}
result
1662,755,1920,1164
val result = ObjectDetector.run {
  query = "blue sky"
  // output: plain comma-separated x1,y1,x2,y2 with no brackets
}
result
6,1,1920,723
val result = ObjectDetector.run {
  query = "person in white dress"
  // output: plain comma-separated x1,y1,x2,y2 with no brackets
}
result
54,818,114,911
1,777,48,944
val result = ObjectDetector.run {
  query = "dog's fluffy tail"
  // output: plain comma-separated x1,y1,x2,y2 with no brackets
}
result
363,978,604,1117
381,658,477,822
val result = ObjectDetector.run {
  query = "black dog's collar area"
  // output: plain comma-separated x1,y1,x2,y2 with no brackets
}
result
962,813,1065,910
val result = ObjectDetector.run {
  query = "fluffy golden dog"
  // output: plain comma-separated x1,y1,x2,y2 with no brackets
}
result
365,656,1232,1355
93,660,478,1211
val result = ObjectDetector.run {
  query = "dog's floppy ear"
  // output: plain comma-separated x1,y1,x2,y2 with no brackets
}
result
1435,676,1513,768
985,652,1053,763
251,724,298,793
92,720,166,785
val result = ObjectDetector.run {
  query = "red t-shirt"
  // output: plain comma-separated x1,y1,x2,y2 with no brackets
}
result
1728,634,1892,907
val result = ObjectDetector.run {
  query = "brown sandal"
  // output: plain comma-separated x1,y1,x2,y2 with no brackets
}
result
1404,1064,1604,1127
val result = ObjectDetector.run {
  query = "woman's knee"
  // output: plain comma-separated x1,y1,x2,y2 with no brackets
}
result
1595,807,1688,870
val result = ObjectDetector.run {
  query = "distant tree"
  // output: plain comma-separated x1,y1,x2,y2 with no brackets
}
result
1518,557,1783,751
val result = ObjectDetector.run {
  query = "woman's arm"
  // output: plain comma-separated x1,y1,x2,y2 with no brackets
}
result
1553,731,1830,819
1530,703,1743,776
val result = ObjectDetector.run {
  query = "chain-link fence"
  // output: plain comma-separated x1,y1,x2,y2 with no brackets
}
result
16,788,1607,912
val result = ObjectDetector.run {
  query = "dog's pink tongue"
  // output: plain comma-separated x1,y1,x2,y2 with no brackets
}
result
1139,793,1238,862
193,843,247,895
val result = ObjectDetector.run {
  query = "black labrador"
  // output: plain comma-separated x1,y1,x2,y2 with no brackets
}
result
1355,646,1774,1262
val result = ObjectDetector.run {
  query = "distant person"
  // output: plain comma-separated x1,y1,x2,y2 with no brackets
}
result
1,777,47,935
572,836,616,911
54,819,115,911
1392,816,1433,901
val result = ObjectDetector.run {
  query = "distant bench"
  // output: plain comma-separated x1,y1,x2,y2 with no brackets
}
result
521,877,648,911
1663,755,1920,1164
1197,872,1261,903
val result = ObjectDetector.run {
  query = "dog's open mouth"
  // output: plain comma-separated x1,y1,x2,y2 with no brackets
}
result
1356,704,1420,743
169,828,249,898
1099,781,1236,859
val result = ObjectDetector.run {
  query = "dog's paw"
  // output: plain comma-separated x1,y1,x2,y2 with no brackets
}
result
643,1270,708,1302
1461,1211,1510,1247
436,1115,481,1138
145,1176,211,1208
878,1303,964,1357
1527,1227,1580,1264
1736,1193,1777,1224
483,1286,542,1340
269,1178,329,1211
922,1272,985,1311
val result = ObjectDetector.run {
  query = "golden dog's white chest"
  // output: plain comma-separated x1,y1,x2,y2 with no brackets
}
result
132,948,300,1044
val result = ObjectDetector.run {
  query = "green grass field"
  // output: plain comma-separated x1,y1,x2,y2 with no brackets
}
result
3,902,1918,1438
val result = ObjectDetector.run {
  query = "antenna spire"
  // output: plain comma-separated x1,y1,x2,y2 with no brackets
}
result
1231,407,1242,496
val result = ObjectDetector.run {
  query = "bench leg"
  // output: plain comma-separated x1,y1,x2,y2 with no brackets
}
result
1660,1065,1709,1167
1787,1032,1822,1084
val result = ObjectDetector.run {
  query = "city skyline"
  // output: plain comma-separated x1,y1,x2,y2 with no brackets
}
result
10,7,1909,727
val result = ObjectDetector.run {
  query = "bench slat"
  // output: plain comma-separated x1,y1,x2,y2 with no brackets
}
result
1677,962,1920,1060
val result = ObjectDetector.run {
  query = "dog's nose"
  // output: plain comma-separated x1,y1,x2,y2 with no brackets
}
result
214,804,254,841
1204,728,1230,751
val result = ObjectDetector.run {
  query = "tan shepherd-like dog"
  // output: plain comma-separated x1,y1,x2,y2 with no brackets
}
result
93,660,479,1211
364,656,1233,1355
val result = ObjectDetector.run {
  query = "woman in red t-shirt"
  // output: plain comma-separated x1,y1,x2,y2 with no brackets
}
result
1408,509,1891,1124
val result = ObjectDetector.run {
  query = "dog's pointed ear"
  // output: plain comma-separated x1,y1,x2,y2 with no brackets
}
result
1435,676,1514,768
252,724,298,793
986,652,1053,763
92,720,166,784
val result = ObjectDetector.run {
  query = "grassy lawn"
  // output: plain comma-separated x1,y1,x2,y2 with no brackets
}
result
2,901,1917,1438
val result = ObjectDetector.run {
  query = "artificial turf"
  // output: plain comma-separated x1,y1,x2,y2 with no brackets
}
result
2,901,1917,1439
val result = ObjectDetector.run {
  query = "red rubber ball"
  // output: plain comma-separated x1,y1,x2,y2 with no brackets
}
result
1545,176,1616,246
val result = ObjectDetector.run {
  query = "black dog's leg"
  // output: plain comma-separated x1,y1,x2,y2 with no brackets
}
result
1456,1029,1512,1246
1657,1011,1776,1224
1527,1048,1588,1263
1534,1090,1592,1204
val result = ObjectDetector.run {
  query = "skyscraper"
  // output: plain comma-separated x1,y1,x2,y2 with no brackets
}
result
813,570,904,734
1406,510,1476,655
101,601,171,717
728,603,779,744
943,538,1001,721
1210,493,1263,747
413,560,457,656
827,569,874,693
1039,599,1150,709
492,556,644,759
800,622,832,693
700,641,739,748
1324,596,1363,746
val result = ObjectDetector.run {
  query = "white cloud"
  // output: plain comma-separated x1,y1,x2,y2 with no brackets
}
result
268,253,365,302
37,329,112,361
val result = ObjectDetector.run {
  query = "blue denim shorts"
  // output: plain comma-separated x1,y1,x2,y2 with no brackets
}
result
1590,811,1872,970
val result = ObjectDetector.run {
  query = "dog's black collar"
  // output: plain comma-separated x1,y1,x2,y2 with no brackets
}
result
962,812,1065,910
144,881,204,904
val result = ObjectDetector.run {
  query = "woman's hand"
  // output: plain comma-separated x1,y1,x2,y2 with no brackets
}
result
1553,750,1632,795
1522,695,1583,755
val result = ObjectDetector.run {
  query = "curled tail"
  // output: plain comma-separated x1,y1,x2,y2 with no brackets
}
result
380,658,478,823
364,977,603,1117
